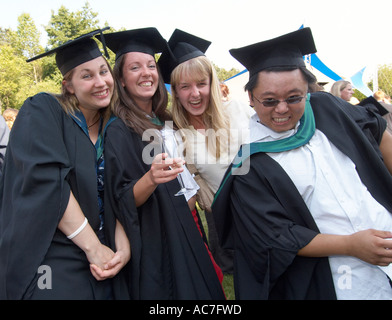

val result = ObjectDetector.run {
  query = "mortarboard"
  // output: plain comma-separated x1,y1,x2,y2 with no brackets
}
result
27,27,110,76
229,27,317,78
158,29,211,83
99,27,167,61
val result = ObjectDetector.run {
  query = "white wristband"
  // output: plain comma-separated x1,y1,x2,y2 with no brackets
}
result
67,217,88,239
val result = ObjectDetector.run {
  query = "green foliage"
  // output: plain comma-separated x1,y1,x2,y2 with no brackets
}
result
213,63,240,82
376,64,392,97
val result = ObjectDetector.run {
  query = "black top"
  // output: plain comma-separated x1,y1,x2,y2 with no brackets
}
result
104,118,225,299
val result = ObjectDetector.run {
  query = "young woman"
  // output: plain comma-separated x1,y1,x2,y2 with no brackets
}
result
100,27,225,300
158,29,254,275
0,30,130,299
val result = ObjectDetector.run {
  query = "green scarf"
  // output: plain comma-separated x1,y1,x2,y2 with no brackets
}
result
214,94,315,202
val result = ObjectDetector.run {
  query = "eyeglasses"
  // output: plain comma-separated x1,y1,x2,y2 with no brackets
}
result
253,95,306,107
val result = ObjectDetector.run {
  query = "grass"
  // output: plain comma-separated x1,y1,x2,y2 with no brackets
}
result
198,207,235,300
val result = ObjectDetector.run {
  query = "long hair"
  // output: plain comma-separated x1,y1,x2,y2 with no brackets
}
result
330,80,351,99
55,57,116,128
170,56,229,159
112,53,171,136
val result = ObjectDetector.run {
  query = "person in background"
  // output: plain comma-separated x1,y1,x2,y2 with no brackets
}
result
373,90,392,135
99,27,226,300
213,27,392,300
0,29,130,299
330,79,354,102
2,108,19,130
158,29,254,275
220,82,230,102
0,115,9,174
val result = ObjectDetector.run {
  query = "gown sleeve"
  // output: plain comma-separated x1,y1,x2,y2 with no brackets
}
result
214,154,321,299
0,93,72,299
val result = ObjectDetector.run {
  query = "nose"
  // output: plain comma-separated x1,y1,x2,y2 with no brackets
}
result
141,65,152,77
274,100,289,113
95,74,106,87
190,85,200,97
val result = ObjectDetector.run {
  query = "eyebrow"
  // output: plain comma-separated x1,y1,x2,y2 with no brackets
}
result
259,88,303,97
79,64,108,72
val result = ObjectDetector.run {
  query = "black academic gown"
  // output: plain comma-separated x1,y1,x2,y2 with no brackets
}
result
104,119,225,300
0,93,128,299
213,91,392,300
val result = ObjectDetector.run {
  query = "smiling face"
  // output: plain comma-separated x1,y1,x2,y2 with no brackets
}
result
120,51,159,107
64,56,114,112
249,69,308,133
175,75,211,118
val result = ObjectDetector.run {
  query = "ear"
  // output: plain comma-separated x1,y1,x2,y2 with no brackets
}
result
63,80,75,94
248,91,254,107
120,77,126,88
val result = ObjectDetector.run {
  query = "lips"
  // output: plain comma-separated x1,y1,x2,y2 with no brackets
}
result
189,99,202,107
139,81,153,87
93,89,109,98
273,117,290,123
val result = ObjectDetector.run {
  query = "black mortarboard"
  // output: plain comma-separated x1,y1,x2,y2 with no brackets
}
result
99,27,167,61
27,27,110,76
158,29,211,83
229,27,317,77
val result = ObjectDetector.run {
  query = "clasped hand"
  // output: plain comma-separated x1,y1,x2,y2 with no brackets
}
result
88,243,130,281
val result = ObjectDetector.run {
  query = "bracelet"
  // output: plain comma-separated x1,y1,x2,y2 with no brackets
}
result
67,217,88,239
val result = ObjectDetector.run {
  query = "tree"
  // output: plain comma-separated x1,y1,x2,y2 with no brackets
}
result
0,44,26,111
376,64,392,98
213,63,240,82
45,1,100,46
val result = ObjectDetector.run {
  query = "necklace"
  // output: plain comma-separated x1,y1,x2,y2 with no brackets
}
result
87,115,100,129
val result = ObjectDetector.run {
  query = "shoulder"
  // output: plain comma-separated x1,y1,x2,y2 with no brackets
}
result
20,92,63,117
106,118,142,144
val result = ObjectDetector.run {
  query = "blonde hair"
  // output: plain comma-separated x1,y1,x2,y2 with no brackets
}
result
170,55,229,159
55,57,116,127
330,80,351,98
374,90,386,101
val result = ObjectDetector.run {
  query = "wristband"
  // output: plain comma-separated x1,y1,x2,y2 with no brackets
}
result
67,217,88,239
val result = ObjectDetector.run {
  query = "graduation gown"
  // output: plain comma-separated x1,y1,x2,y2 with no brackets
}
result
104,118,225,300
0,93,128,299
213,91,392,300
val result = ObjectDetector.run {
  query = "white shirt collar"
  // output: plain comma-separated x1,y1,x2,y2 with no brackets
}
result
248,113,300,144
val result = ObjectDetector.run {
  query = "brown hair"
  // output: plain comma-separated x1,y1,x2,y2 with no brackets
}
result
112,53,171,136
55,57,116,128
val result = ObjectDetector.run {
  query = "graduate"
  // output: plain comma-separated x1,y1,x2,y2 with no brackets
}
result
99,27,226,300
0,29,130,299
213,27,392,300
158,29,254,275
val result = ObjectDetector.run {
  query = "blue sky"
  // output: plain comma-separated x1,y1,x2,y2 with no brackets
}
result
1,0,392,81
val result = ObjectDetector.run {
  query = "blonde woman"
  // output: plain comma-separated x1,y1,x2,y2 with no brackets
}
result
159,29,254,275
330,80,354,102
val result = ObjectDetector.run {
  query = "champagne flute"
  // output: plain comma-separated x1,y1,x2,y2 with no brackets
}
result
161,128,190,196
